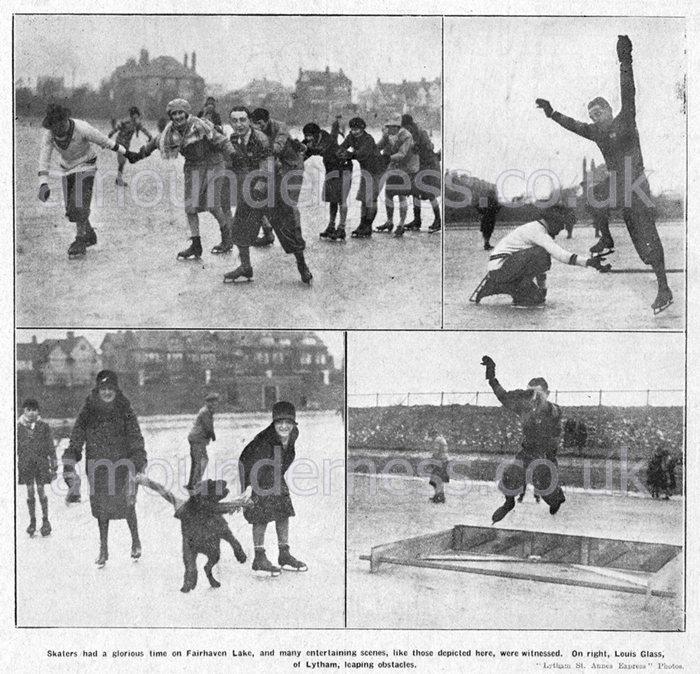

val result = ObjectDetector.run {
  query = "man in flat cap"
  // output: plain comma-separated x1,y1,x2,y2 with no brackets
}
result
186,392,220,493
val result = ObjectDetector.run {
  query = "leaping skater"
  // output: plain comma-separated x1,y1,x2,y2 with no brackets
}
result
536,35,673,314
480,356,566,524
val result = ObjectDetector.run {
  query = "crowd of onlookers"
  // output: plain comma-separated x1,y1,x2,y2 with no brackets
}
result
348,404,683,462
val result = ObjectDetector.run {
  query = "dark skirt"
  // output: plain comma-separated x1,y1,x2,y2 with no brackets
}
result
183,158,226,215
323,169,353,204
355,171,384,205
243,493,296,525
384,170,415,199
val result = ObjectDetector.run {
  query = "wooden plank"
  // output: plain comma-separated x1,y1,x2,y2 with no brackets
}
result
640,546,682,573
359,555,676,598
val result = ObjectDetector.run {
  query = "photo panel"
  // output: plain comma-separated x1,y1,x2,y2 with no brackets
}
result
347,331,684,631
15,328,345,628
443,16,685,330
14,14,442,330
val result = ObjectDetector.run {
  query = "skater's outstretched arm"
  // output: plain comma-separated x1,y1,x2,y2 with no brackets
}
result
536,98,595,140
617,35,636,119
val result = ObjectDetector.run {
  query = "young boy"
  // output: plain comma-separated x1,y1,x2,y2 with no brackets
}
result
427,431,450,504
17,398,56,537
238,401,307,576
187,393,219,492
108,106,153,187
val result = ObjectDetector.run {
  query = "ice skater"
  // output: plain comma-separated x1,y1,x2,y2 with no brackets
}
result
536,35,673,314
472,204,611,307
238,402,307,576
337,117,386,238
37,103,131,258
480,356,566,523
302,122,353,241
128,98,237,259
108,106,153,187
62,370,147,567
17,398,56,537
427,430,450,504
476,190,502,250
186,392,219,493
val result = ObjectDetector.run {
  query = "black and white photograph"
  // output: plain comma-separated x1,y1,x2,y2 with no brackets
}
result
14,14,442,329
14,329,345,628
347,331,684,631
443,17,686,330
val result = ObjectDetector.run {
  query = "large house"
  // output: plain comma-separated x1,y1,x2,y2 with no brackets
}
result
291,67,353,125
105,49,206,120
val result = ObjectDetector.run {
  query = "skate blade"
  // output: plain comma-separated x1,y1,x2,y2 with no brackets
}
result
68,253,86,259
223,276,253,284
177,256,202,261
653,299,673,315
512,304,546,309
252,568,281,578
280,563,308,572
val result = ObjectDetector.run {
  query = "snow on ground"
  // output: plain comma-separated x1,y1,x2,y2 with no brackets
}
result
15,120,440,329
347,473,684,630
444,222,685,330
16,411,345,628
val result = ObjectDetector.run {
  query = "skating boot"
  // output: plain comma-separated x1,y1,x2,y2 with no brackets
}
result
549,493,566,516
224,247,254,283
26,499,36,537
278,545,308,572
296,254,313,284
211,227,233,254
393,225,405,237
375,221,393,233
40,518,52,537
319,223,336,239
351,219,372,238
483,239,494,251
652,287,673,315
68,237,87,258
96,545,109,568
491,496,516,524
115,175,128,188
177,236,203,260
85,226,97,247
252,548,281,577
330,227,346,241
39,497,51,536
428,219,442,233
131,543,142,560
589,236,614,255
404,208,422,231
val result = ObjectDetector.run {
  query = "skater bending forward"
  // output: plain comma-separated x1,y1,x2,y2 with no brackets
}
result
238,402,307,576
536,35,673,314
480,356,566,523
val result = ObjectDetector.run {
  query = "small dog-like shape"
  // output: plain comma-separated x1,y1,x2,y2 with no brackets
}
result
134,475,250,593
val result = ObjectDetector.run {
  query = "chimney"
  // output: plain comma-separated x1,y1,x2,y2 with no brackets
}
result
67,331,75,340
191,51,197,72
32,335,37,345
184,53,189,69
139,49,149,66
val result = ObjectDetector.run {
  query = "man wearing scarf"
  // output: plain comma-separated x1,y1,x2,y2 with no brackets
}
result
129,98,237,259
37,103,130,258
17,398,56,537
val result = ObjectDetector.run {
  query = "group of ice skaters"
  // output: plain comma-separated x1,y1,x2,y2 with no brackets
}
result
36,94,440,286
17,375,308,587
472,36,673,315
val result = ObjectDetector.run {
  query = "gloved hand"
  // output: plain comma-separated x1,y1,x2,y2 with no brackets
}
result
535,98,554,118
481,355,496,380
38,184,51,202
617,35,633,63
126,148,144,164
586,254,612,273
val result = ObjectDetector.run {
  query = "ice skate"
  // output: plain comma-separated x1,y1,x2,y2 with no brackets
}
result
404,220,421,231
589,236,614,255
85,227,97,247
68,237,87,258
491,496,516,524
330,227,346,241
26,521,36,537
278,546,308,572
428,219,442,233
40,518,52,537
375,222,394,233
131,544,142,560
393,225,405,237
296,258,313,284
211,229,233,254
177,236,203,260
652,287,673,315
223,264,253,283
252,549,281,577
319,224,336,239
95,548,108,568
115,175,128,188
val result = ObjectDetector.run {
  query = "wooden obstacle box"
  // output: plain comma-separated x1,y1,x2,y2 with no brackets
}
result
360,525,681,599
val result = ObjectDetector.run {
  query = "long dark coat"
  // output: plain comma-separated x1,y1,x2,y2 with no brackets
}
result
238,423,298,525
63,389,147,520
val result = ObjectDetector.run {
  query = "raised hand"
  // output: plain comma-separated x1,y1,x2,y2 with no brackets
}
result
535,99,554,118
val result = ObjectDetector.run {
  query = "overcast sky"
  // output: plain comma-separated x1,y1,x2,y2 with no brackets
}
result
14,15,441,95
348,331,684,406
445,16,686,197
